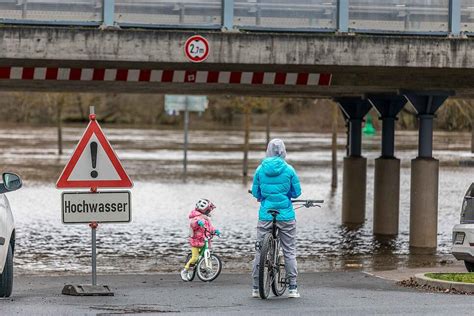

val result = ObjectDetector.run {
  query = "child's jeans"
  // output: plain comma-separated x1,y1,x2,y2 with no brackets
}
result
184,247,201,270
252,220,297,288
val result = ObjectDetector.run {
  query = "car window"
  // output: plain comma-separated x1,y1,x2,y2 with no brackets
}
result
461,183,474,224
461,198,474,223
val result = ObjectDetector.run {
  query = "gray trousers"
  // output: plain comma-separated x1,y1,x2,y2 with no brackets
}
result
252,220,298,287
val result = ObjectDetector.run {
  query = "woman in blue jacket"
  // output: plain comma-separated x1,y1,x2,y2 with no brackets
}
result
251,138,302,298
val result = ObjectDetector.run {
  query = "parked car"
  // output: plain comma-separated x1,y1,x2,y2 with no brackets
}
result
0,173,22,297
452,183,474,272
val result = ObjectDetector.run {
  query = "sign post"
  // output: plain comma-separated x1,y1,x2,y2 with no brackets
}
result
90,221,97,286
57,106,133,296
183,99,189,181
165,95,208,181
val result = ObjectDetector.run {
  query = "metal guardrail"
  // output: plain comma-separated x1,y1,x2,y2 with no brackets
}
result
0,0,471,36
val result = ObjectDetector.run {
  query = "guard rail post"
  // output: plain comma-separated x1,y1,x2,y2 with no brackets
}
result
222,0,234,31
337,0,349,33
102,0,116,28
449,0,461,36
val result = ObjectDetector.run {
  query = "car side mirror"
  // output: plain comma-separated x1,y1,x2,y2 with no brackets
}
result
3,173,22,192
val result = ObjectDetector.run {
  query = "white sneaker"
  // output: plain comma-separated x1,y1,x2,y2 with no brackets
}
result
252,288,259,298
180,269,189,281
288,287,300,298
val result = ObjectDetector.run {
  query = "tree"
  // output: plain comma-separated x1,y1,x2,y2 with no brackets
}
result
330,101,339,189
45,93,67,155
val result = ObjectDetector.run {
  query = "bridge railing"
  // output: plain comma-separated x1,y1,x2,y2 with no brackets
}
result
0,0,471,36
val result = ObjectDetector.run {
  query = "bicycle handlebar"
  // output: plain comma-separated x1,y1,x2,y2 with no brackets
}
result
203,227,218,238
247,190,324,207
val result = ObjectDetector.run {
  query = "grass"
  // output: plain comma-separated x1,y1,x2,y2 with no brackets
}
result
426,273,474,283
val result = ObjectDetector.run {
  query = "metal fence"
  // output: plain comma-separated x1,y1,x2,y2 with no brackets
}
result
0,0,470,35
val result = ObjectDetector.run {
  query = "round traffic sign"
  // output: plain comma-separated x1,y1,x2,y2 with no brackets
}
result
184,35,210,63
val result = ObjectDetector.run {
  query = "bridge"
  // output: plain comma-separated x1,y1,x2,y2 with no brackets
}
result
0,0,471,252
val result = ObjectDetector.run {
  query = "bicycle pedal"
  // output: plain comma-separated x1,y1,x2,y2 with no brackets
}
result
255,241,261,251
281,277,290,285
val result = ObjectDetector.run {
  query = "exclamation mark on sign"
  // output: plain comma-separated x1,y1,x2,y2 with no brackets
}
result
90,141,98,178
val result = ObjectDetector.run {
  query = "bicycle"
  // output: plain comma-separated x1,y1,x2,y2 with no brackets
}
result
250,191,323,299
183,227,222,282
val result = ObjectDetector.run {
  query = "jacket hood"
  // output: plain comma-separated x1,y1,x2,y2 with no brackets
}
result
261,157,287,177
266,139,287,159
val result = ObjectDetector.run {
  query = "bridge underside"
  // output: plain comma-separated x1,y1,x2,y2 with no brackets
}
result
0,26,473,97
0,65,473,98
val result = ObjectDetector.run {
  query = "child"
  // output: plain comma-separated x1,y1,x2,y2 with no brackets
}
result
180,198,220,281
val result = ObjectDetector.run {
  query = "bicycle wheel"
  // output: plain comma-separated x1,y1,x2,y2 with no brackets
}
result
184,253,197,281
271,251,287,296
258,233,274,299
197,254,222,282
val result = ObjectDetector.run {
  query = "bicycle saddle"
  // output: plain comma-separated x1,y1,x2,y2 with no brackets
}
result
267,209,280,217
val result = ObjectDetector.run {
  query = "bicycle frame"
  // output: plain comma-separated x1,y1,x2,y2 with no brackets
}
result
248,189,324,298
197,230,213,270
200,239,212,269
269,213,284,285
270,213,281,274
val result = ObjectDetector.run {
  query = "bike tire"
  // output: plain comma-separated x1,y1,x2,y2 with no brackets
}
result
197,254,222,282
184,253,197,281
271,251,287,296
258,233,274,299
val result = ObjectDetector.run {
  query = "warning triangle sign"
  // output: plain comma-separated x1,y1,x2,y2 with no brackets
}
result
56,119,133,189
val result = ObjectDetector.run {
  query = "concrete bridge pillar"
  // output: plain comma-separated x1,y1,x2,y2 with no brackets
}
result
336,97,372,227
404,92,452,250
368,95,406,236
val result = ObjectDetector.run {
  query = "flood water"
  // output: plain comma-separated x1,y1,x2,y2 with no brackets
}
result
2,125,472,275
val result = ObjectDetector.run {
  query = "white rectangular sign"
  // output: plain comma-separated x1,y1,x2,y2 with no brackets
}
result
62,191,131,224
165,95,208,113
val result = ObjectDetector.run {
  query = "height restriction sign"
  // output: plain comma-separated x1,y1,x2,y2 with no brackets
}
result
184,35,210,63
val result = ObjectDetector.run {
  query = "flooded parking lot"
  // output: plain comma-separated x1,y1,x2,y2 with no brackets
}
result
1,125,472,275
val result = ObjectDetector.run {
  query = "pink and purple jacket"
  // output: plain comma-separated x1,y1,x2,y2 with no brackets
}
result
188,209,216,248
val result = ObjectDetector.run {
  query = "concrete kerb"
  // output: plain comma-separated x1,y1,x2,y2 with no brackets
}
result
414,273,474,293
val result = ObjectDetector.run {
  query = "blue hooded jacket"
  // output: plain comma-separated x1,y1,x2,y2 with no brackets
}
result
251,157,302,221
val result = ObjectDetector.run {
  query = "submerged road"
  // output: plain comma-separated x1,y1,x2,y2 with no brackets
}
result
1,272,473,315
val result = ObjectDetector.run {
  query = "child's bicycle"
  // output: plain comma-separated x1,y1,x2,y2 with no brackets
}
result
183,228,222,282
249,190,323,299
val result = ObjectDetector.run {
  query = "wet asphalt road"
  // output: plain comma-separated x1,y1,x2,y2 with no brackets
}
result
1,272,473,315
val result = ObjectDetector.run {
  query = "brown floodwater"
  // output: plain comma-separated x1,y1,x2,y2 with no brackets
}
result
2,125,472,275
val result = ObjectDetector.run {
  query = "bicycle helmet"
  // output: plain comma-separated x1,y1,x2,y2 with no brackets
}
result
195,198,215,215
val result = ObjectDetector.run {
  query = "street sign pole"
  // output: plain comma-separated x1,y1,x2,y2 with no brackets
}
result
90,221,97,286
164,95,208,182
183,97,189,181
89,106,97,287
60,104,134,297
